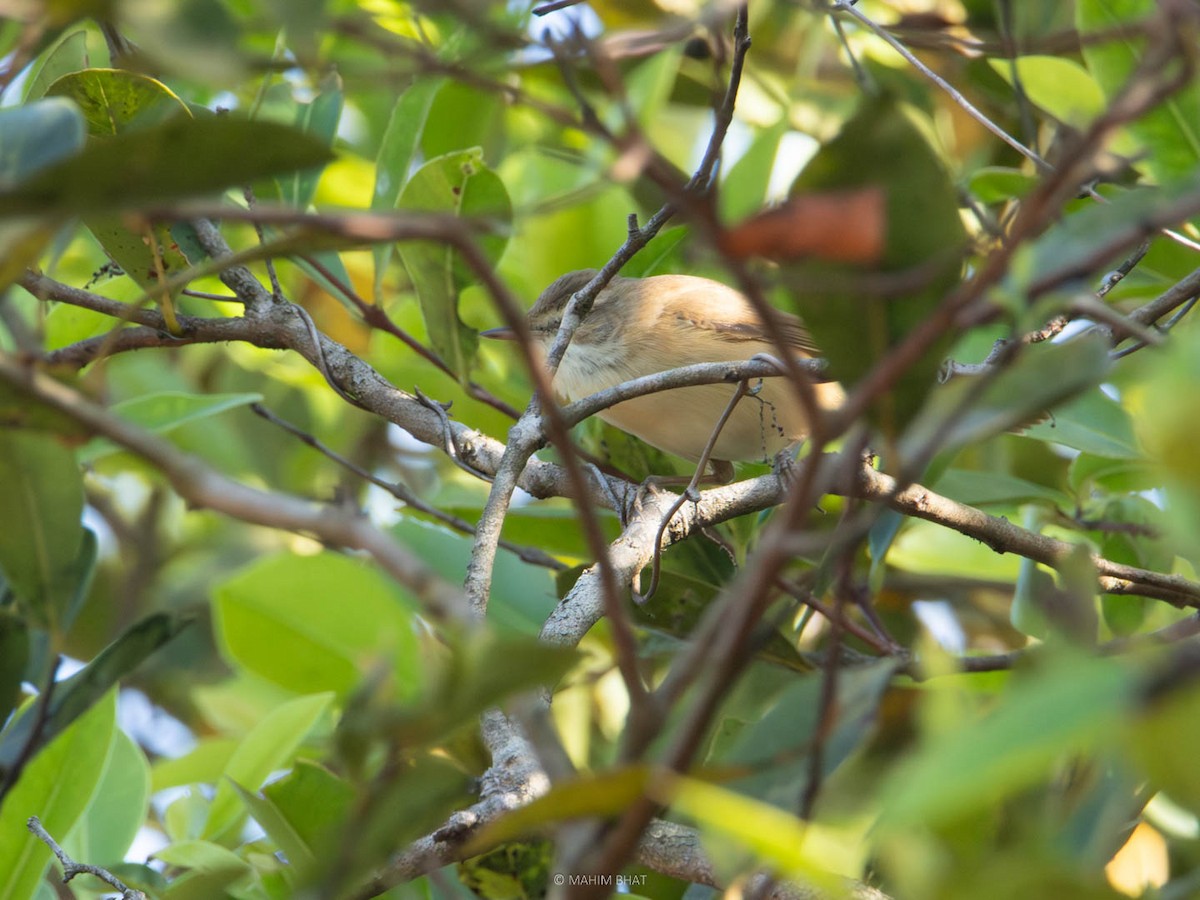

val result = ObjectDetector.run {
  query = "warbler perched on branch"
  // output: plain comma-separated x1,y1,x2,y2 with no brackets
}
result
483,269,842,482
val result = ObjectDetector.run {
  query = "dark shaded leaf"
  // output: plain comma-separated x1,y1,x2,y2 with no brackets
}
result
0,116,336,217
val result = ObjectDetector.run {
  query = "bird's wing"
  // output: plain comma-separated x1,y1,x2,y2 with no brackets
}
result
707,312,822,357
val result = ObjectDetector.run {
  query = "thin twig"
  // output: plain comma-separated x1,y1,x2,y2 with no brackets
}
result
28,816,146,899
250,403,563,570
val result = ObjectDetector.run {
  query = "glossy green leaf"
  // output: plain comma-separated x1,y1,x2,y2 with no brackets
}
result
0,692,116,900
214,551,422,698
988,56,1105,128
0,116,336,217
203,691,334,840
46,70,195,300
420,82,499,161
0,430,84,629
0,614,186,772
879,655,1132,829
373,77,444,296
79,391,263,463
66,728,151,867
1069,453,1158,493
397,147,512,378
1078,0,1200,183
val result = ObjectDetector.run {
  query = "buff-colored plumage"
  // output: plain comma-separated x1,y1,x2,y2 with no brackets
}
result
524,269,842,466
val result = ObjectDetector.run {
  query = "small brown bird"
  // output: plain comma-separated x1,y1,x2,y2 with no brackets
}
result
485,269,842,480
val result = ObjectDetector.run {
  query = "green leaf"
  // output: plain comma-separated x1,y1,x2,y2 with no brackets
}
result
988,56,1105,128
391,519,555,634
903,334,1114,460
79,391,263,463
1078,0,1200,183
213,551,422,699
0,613,187,772
720,120,789,222
153,838,251,874
282,69,343,210
717,661,898,808
967,166,1038,204
24,29,92,101
261,759,353,853
45,68,189,135
1021,389,1140,458
0,430,84,630
0,116,336,217
1016,179,1200,293
66,728,150,867
665,775,848,886
467,766,652,851
932,469,1070,508
397,148,512,379
373,77,444,296
234,782,316,871
151,737,238,792
0,692,116,900
788,94,966,439
203,692,334,841
878,654,1132,830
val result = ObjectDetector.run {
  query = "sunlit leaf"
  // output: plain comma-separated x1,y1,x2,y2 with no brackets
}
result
214,551,422,699
373,77,444,296
1078,0,1200,183
397,147,512,379
203,692,334,840
988,56,1106,128
0,692,116,900
79,391,263,463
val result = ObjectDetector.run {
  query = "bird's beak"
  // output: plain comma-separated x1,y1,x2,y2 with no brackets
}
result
479,326,516,341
